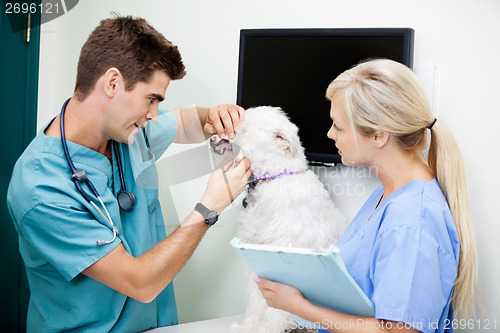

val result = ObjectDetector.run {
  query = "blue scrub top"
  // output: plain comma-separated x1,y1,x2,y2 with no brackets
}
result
7,109,178,332
336,179,459,333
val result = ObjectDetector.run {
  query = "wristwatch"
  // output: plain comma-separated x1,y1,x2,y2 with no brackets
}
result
194,203,219,226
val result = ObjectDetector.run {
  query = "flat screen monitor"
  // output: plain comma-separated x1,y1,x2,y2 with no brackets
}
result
236,28,414,165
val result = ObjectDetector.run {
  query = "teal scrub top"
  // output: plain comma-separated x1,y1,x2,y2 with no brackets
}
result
7,109,178,332
336,179,459,333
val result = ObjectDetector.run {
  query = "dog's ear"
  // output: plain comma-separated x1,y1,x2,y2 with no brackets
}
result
274,129,298,156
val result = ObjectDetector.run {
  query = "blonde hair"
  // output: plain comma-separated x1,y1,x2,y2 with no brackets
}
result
326,58,479,318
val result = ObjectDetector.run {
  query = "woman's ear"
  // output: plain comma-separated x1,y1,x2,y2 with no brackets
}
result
372,132,390,149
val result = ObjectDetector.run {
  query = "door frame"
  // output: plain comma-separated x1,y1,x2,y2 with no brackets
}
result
0,4,41,331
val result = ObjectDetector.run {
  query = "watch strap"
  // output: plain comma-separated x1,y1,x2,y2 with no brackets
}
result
194,202,218,225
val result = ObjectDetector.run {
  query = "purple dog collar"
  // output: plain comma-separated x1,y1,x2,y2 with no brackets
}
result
251,169,307,182
243,168,308,208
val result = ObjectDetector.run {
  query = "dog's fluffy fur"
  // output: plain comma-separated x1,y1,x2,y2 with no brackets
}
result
227,106,347,333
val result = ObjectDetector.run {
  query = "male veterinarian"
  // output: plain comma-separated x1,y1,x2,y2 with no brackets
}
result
7,15,251,332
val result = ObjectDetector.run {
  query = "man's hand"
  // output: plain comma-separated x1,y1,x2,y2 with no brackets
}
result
200,157,251,214
204,104,245,140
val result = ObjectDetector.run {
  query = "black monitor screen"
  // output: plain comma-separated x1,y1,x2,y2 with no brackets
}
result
236,28,414,165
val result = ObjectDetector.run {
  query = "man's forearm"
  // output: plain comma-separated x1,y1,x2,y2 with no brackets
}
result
172,104,244,143
82,209,210,303
172,106,210,144
196,106,211,139
133,210,210,302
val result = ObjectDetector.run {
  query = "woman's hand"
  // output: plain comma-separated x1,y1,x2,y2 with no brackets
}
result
256,277,308,315
200,157,251,213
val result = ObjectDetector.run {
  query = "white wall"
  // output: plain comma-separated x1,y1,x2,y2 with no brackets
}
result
38,0,500,328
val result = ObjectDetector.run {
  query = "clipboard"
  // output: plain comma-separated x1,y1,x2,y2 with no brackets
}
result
230,237,375,328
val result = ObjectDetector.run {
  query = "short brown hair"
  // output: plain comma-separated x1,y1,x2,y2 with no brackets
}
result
74,15,186,101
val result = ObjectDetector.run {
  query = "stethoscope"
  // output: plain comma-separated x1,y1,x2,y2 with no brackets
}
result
60,98,136,246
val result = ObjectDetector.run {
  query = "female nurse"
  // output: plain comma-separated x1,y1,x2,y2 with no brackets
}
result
256,59,479,333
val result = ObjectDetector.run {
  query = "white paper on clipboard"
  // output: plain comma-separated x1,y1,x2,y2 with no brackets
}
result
230,237,375,328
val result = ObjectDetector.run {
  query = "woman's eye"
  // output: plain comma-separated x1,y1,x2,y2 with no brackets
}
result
333,123,341,131
149,97,155,104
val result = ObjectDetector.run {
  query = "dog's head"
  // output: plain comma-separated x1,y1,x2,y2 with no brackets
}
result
232,106,307,173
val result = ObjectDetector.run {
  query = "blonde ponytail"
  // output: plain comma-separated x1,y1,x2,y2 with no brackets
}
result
428,122,479,318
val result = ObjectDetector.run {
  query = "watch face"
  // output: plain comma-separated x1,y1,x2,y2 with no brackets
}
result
206,210,218,225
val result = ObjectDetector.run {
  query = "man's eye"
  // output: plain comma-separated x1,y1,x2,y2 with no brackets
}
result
149,97,155,104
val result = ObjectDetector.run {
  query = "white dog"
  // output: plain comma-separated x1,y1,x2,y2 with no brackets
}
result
212,106,346,333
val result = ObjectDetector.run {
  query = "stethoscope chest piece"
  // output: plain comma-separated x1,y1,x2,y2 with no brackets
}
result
117,190,136,211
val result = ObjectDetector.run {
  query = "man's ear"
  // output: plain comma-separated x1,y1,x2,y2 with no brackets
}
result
103,67,123,97
372,131,390,149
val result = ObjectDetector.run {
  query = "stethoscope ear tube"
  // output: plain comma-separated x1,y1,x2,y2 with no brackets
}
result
59,97,135,245
60,98,100,202
90,199,118,246
112,141,136,211
72,178,92,203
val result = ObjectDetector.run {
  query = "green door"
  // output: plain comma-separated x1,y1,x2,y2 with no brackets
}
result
0,3,41,331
